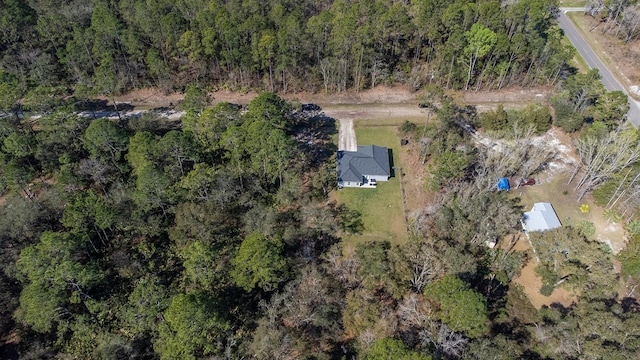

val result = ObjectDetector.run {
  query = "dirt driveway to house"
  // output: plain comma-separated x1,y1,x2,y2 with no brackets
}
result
337,118,357,151
324,105,428,151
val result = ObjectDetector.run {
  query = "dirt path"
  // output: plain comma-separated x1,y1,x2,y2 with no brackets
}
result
337,118,357,151
116,84,553,111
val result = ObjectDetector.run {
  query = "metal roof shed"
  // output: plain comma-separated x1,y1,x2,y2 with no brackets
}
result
522,202,562,232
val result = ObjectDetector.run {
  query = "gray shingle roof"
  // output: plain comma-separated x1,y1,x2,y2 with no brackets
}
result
337,145,390,183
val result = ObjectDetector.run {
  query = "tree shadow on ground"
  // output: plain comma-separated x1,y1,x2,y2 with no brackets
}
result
73,98,135,113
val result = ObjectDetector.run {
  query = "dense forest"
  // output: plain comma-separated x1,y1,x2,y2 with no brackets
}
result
0,0,571,102
3,0,640,359
2,87,640,359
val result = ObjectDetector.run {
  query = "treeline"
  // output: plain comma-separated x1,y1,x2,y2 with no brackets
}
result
0,0,570,100
477,68,629,135
586,0,640,43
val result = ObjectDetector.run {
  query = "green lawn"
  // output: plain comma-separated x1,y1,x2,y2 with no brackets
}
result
558,0,586,7
562,35,589,73
334,125,407,245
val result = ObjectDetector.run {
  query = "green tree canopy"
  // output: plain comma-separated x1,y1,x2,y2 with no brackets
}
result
123,275,170,337
155,293,230,359
424,275,488,338
244,92,292,130
0,71,23,117
83,118,129,162
365,337,432,360
231,231,289,292
16,231,103,333
463,23,496,90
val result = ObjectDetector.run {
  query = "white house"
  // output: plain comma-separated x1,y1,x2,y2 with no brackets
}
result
337,145,391,188
521,202,562,232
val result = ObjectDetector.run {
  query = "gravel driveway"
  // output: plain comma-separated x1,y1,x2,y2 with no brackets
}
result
338,118,357,151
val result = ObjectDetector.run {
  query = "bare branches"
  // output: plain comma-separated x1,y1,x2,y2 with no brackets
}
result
573,130,640,201
473,126,557,191
404,241,446,292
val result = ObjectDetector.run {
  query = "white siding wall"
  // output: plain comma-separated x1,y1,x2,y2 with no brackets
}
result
368,175,389,182
342,181,360,188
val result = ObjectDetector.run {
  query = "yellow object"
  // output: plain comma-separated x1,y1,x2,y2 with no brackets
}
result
580,204,590,213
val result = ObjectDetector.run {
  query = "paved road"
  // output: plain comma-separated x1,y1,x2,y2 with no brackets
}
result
558,8,640,127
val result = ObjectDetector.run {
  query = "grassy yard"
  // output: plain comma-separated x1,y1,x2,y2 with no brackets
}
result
559,0,586,7
334,125,407,245
562,35,589,73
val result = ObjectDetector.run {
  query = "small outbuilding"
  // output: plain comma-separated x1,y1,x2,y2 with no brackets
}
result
521,202,562,232
497,177,510,191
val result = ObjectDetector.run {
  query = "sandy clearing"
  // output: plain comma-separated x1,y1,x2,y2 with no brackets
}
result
510,234,578,309
514,257,578,309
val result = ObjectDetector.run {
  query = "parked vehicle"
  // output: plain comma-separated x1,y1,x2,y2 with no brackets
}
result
519,178,536,186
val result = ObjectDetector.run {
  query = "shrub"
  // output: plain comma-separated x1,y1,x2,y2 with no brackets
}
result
540,283,554,296
479,104,508,131
576,220,596,237
551,95,584,132
400,120,417,133
365,338,432,360
619,234,640,277
603,209,622,223
592,180,617,206
423,275,488,338
624,220,640,236
516,104,552,134
535,265,558,296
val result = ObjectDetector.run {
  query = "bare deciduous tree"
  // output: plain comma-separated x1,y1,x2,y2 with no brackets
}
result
473,123,556,191
419,324,469,359
620,5,640,42
397,293,433,329
571,129,640,201
322,243,360,288
403,240,446,292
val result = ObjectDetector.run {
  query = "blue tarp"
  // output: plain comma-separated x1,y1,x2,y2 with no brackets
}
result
498,177,510,190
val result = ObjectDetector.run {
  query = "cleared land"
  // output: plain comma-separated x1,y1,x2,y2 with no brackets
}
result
559,0,586,7
510,128,626,254
334,125,407,245
495,128,626,308
512,236,578,309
